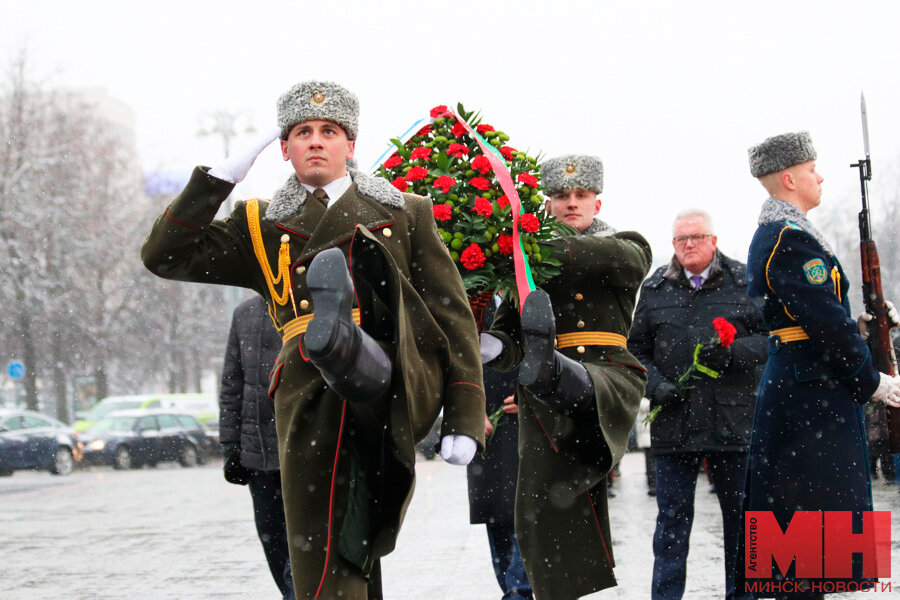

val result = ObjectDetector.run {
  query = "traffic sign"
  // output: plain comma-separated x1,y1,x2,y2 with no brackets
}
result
7,361,25,381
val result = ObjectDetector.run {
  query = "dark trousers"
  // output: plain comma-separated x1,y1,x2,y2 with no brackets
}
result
249,469,295,599
651,452,748,600
486,523,532,600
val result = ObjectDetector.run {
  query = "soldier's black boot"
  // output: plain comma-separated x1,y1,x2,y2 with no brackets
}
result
519,289,594,414
305,248,392,403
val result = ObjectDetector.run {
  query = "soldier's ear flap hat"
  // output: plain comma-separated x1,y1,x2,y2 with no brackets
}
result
540,155,604,194
277,80,359,140
747,131,817,178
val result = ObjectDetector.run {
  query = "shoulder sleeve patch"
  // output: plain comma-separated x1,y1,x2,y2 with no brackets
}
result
802,258,828,284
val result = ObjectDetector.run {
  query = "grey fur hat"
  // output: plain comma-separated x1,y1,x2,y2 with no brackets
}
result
540,155,604,194
748,131,817,177
277,80,359,140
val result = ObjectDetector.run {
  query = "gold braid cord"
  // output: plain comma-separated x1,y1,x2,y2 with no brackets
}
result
245,200,294,330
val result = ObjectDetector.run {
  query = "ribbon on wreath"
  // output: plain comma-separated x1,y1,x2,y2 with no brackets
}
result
370,112,537,306
367,118,429,172
439,109,535,307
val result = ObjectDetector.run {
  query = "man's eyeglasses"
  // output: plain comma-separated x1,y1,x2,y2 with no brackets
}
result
673,234,714,246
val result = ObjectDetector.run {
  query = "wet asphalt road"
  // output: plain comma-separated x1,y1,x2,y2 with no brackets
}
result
1,452,898,599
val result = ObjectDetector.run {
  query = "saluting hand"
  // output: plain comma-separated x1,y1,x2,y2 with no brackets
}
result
209,124,281,184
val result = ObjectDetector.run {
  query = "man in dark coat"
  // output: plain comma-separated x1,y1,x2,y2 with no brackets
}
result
738,131,900,598
467,299,531,600
627,209,767,600
219,295,293,599
483,155,651,599
142,81,485,600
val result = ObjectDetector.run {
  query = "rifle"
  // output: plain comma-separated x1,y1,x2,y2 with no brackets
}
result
852,92,900,452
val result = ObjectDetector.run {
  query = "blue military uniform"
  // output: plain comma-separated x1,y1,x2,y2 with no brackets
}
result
738,197,879,595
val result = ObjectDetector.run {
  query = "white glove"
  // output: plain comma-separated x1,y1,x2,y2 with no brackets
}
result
871,372,900,407
857,300,900,340
439,434,477,466
208,124,281,184
480,333,504,364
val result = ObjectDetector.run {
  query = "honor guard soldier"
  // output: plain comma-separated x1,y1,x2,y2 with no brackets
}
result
482,155,652,599
738,131,900,599
142,80,485,599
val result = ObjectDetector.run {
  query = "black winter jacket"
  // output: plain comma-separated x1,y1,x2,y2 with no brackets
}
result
219,296,282,471
627,252,767,454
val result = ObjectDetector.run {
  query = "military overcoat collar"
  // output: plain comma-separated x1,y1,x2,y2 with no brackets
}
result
758,196,834,256
264,168,405,222
264,169,403,263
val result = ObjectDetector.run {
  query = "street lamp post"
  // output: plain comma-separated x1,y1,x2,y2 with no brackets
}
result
197,109,256,314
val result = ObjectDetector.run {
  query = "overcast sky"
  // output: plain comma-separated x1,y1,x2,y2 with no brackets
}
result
6,0,900,266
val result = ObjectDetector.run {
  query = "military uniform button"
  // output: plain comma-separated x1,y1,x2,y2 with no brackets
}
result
299,299,310,310
577,320,585,329
295,265,306,275
383,228,392,238
575,293,584,300
577,345,586,354
280,234,290,243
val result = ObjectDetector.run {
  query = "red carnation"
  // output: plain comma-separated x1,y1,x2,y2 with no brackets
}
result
451,121,467,138
476,124,494,134
471,154,491,175
410,146,432,161
432,203,452,221
520,213,540,233
472,197,493,218
497,195,510,208
391,177,408,192
384,155,403,169
500,146,518,161
497,234,513,256
433,175,457,194
416,124,433,136
469,176,491,191
430,105,449,118
406,166,428,182
712,317,737,347
460,243,487,270
447,143,470,158
518,172,539,188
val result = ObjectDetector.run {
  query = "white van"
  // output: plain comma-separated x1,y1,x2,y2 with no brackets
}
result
74,393,218,432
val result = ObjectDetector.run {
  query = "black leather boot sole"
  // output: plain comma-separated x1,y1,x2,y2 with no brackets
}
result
519,289,556,393
305,247,356,358
306,247,392,403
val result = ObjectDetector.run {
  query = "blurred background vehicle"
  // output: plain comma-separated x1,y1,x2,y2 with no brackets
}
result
0,408,81,476
80,409,213,469
74,393,218,432
202,419,222,457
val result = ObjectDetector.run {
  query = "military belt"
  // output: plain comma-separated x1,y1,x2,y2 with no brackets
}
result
769,326,809,343
556,331,628,350
282,308,361,344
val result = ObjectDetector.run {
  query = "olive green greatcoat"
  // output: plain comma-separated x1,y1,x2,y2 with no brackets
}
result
142,167,485,599
489,222,651,600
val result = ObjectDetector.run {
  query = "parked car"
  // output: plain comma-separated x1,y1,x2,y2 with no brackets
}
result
0,409,82,476
74,393,218,432
80,409,213,469
202,419,223,457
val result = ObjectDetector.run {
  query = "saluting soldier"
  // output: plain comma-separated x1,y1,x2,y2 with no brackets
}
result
739,131,900,599
482,155,651,599
142,80,485,600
